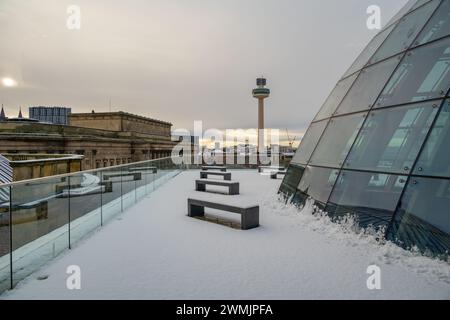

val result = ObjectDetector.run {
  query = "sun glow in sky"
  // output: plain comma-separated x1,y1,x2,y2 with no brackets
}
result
1,77,17,87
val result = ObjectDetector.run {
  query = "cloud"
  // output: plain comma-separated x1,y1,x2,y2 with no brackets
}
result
0,0,408,131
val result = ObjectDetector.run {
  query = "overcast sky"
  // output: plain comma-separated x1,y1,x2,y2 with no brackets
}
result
0,0,409,140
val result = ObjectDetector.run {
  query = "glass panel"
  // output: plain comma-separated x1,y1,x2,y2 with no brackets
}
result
121,163,140,210
154,158,171,188
0,185,10,292
384,0,417,28
279,164,305,197
68,172,102,246
388,177,450,255
292,120,328,165
128,162,157,200
101,166,124,223
297,166,339,204
412,0,434,10
11,176,69,286
314,73,359,121
344,101,439,174
376,37,450,108
335,55,402,115
414,99,450,176
370,0,440,64
0,158,180,291
415,0,450,46
309,113,367,168
342,24,396,78
326,171,407,228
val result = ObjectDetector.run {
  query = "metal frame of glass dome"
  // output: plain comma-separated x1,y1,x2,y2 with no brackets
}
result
280,0,450,256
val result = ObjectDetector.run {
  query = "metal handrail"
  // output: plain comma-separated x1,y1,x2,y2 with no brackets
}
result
0,156,174,188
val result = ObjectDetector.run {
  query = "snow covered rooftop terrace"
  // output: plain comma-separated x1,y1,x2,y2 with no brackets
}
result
3,170,450,300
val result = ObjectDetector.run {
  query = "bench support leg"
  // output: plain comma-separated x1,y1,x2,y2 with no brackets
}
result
188,203,205,217
196,183,206,192
229,184,239,195
241,207,259,230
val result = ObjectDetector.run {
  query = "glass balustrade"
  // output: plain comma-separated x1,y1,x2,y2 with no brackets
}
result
0,157,182,291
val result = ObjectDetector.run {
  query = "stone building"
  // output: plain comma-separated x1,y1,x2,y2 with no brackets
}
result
0,111,177,171
3,154,83,181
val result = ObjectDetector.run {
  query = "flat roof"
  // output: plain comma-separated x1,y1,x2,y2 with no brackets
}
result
70,111,172,126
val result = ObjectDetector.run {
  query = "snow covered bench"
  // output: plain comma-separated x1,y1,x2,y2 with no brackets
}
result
201,166,227,172
187,198,259,230
258,166,285,173
195,179,239,195
200,171,231,181
128,166,158,174
103,172,142,181
270,170,286,179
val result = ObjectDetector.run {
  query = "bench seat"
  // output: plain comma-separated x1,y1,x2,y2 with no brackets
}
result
201,166,227,172
195,179,239,195
270,170,287,179
200,171,231,180
258,166,285,173
188,198,259,230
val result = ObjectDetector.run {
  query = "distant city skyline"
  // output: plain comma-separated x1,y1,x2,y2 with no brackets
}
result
0,0,408,140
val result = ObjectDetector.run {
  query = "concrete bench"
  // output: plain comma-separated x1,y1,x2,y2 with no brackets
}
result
258,166,285,173
128,166,158,174
188,198,259,230
200,171,231,181
103,172,142,181
270,170,287,179
195,179,239,195
201,166,227,172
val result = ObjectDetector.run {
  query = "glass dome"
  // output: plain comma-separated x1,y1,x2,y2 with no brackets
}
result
280,0,450,256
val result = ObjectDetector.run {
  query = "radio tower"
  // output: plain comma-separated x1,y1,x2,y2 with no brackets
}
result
252,77,270,156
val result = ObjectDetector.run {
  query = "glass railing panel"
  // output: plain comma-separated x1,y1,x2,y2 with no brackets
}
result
11,176,70,286
121,163,140,211
128,162,153,201
0,157,182,292
68,172,102,247
101,166,124,224
0,185,10,292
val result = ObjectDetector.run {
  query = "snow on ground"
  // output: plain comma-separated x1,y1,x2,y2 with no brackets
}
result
2,170,450,300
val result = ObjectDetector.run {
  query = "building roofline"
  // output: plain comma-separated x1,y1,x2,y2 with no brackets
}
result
70,111,172,126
